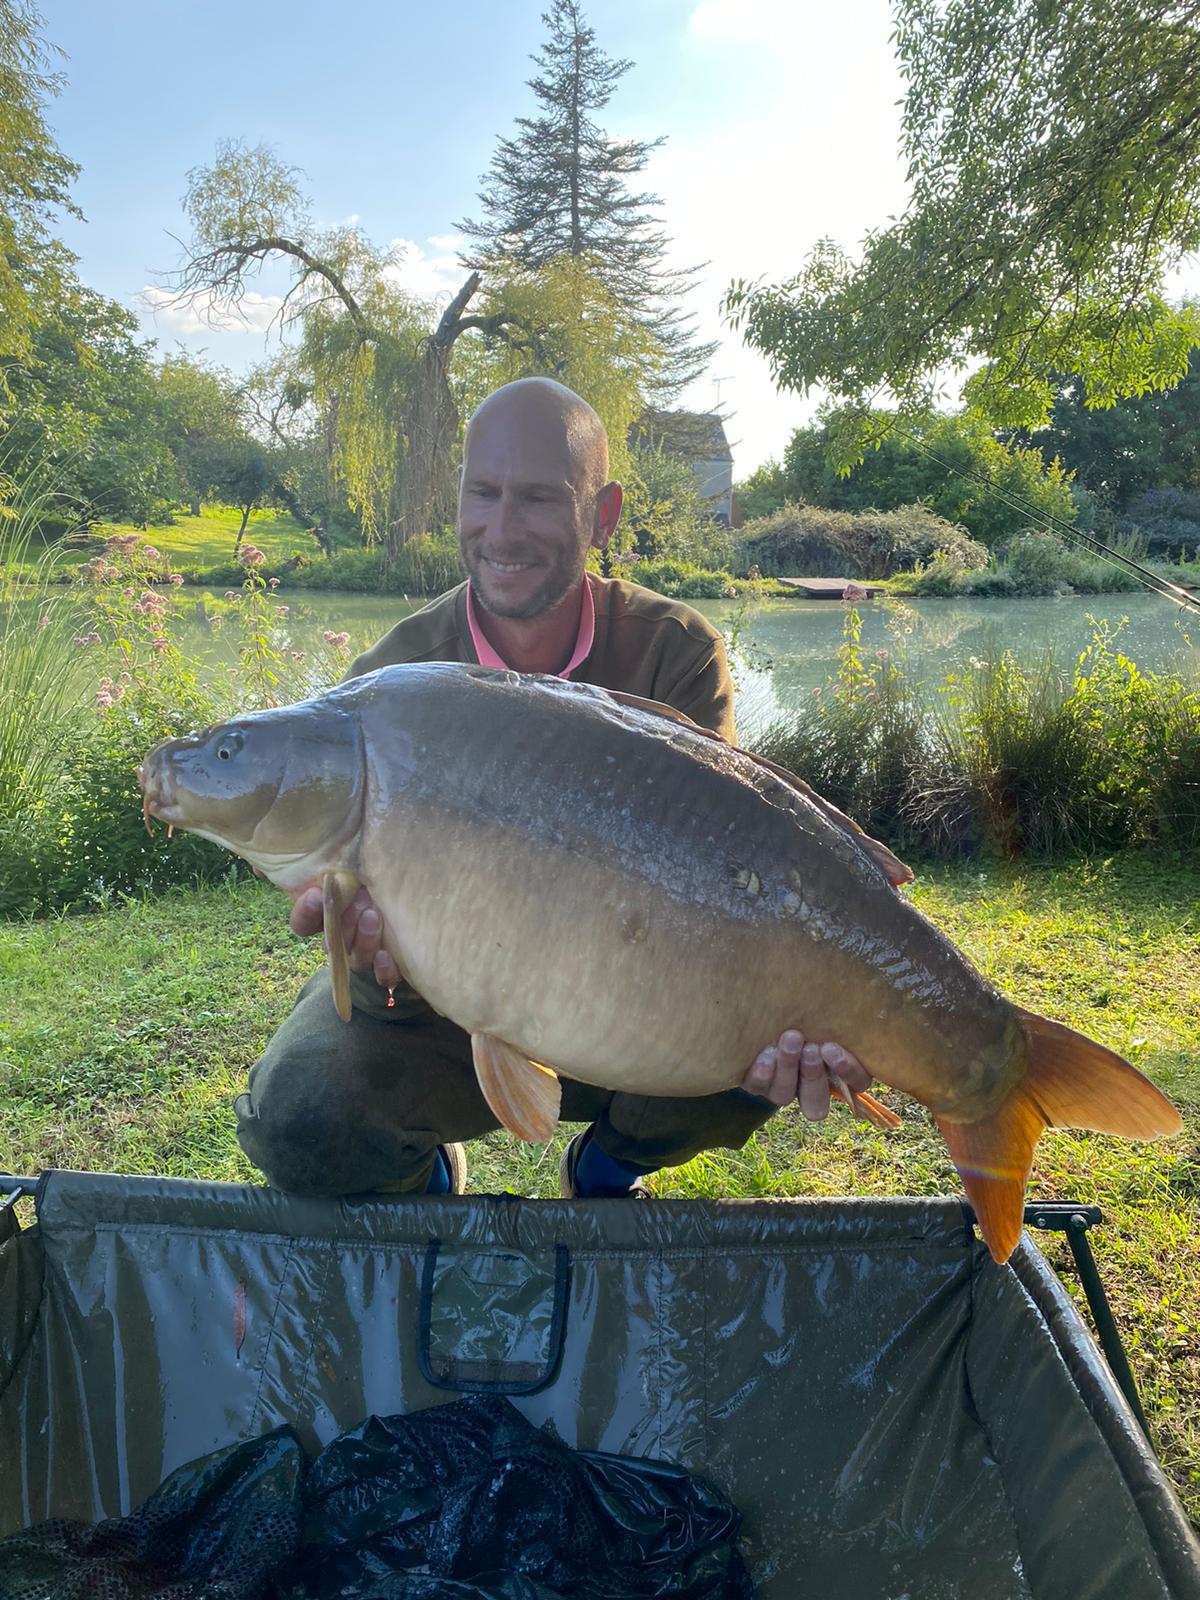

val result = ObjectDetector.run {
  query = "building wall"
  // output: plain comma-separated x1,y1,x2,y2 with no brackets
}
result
692,456,733,521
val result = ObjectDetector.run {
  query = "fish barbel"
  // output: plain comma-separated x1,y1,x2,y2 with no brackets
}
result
137,662,1181,1262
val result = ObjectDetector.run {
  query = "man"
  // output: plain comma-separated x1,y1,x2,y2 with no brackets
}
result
234,378,874,1199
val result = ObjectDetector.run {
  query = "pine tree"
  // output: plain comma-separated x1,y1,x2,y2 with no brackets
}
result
459,0,714,400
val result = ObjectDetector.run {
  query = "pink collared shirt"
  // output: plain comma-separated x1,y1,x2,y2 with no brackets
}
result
465,576,596,678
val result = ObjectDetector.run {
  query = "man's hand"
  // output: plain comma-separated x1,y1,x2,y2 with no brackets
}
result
741,1031,873,1121
290,885,402,989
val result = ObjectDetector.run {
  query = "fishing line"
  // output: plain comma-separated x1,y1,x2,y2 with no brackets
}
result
846,407,1200,618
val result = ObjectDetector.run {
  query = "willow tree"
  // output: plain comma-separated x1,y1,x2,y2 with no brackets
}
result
725,0,1200,465
172,141,663,552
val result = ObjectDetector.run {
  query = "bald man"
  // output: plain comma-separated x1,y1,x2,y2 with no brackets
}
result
235,378,874,1199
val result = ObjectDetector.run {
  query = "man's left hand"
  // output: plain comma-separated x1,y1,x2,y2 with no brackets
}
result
741,1032,872,1121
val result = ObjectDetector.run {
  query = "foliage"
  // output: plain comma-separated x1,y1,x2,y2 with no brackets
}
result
737,501,988,580
907,530,1148,598
734,458,788,522
0,532,353,915
1,274,177,524
620,439,734,569
724,0,1200,457
0,0,81,383
617,558,735,600
0,473,90,903
455,255,662,490
780,408,1079,546
182,527,465,598
1122,488,1200,552
756,609,1200,860
1026,349,1200,511
459,0,714,399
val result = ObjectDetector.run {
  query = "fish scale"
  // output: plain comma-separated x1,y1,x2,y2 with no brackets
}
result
138,661,1182,1263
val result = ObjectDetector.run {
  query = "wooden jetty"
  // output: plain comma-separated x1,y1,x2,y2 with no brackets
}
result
775,577,886,598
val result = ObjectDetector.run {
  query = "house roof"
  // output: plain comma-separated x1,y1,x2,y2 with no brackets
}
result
630,410,733,462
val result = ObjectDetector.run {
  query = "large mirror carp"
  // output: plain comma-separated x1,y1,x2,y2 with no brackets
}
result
138,662,1181,1262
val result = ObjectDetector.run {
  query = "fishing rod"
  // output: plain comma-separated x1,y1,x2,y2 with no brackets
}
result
848,408,1200,618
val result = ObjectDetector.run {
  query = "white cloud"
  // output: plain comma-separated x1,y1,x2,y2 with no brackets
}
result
653,0,909,468
382,237,472,302
428,232,466,253
139,284,286,336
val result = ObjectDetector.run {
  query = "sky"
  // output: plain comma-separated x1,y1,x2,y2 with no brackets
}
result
42,0,914,474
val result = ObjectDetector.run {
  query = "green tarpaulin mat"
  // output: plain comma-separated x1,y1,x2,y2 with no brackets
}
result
2,1173,1198,1599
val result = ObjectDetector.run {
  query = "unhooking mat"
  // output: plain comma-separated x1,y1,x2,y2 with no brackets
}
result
0,1394,753,1600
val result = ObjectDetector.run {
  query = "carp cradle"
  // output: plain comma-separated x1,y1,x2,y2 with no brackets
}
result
2,1173,1198,1598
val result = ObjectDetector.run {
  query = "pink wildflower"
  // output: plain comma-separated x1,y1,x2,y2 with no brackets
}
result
37,613,50,630
275,605,289,617
224,591,238,601
291,650,305,661
268,576,280,588
875,648,889,660
169,573,184,587
842,582,868,603
151,635,170,653
322,630,351,650
239,545,265,568
142,546,161,561
95,688,114,710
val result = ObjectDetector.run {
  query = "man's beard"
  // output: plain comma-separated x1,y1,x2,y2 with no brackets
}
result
466,545,587,621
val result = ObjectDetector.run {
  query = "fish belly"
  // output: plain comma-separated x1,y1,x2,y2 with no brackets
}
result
349,667,1021,1117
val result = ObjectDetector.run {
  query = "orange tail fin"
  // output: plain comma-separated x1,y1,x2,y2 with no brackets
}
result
936,1009,1182,1265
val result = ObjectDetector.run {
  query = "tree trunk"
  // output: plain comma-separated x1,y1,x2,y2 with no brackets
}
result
387,272,481,558
190,495,201,517
232,503,252,558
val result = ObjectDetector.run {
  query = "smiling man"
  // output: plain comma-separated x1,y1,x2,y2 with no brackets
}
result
234,377,874,1200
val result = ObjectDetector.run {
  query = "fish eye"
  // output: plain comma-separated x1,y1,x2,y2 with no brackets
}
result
215,732,244,762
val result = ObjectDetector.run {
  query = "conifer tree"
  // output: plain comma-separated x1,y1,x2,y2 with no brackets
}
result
460,0,714,400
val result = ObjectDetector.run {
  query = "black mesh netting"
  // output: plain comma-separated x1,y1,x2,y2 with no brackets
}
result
0,1396,755,1600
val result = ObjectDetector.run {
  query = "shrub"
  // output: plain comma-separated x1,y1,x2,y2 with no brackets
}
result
753,608,1200,861
2,534,354,915
625,559,735,599
1122,488,1200,552
737,502,987,581
180,528,464,597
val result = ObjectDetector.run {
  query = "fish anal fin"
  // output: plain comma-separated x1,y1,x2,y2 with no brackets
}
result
321,870,360,1023
830,1079,903,1131
1017,1007,1183,1138
935,1093,1045,1265
471,1032,562,1143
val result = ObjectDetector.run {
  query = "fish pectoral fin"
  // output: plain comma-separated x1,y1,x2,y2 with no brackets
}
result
471,1033,562,1143
935,1093,1045,1266
321,870,361,1024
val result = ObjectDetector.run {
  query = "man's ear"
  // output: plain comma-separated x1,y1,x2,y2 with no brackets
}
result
591,481,624,550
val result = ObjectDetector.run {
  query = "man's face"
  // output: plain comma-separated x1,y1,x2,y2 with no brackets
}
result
458,404,614,621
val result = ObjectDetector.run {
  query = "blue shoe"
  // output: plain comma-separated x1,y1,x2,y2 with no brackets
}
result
559,1129,652,1198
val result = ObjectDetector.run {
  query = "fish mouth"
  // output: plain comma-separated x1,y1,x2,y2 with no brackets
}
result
136,753,182,833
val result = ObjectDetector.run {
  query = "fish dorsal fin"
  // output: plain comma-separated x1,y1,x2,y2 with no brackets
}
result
601,688,913,888
321,869,361,1023
471,1033,562,1142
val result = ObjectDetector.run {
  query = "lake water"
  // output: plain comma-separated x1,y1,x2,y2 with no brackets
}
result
16,585,1199,742
173,586,1199,741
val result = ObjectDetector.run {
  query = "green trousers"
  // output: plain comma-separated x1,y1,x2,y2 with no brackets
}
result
235,967,777,1196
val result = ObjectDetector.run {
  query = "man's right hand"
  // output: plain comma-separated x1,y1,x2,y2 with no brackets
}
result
290,884,402,989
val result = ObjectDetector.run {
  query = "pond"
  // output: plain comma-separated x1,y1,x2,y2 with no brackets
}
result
173,586,1199,741
13,585,1199,743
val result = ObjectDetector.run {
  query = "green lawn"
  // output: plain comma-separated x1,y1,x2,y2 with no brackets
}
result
1,853,1197,1517
4,506,323,578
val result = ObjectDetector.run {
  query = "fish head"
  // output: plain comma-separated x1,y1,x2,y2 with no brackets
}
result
138,700,365,889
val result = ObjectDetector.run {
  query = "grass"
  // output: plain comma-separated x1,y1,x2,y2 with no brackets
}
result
2,506,324,578
1,853,1197,1517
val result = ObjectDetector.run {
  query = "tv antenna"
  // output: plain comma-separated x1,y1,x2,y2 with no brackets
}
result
711,375,732,407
